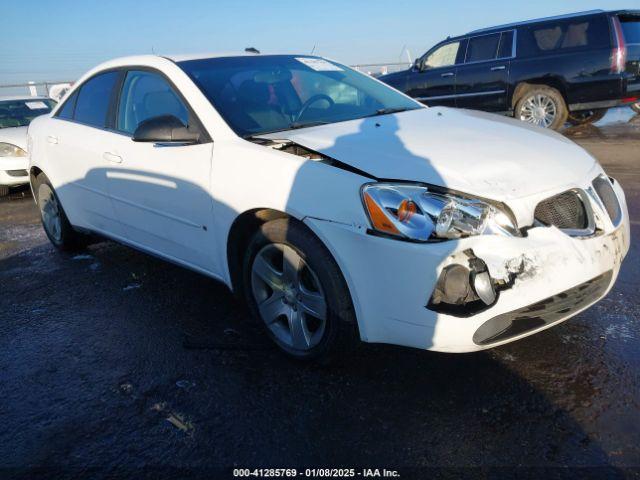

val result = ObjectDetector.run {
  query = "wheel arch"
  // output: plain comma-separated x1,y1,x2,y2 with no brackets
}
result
511,78,568,108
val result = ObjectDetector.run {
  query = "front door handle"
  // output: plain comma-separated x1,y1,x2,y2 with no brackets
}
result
441,72,455,78
103,152,123,164
491,65,506,71
47,135,58,144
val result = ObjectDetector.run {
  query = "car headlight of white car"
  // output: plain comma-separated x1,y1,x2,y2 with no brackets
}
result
361,183,520,241
0,143,27,157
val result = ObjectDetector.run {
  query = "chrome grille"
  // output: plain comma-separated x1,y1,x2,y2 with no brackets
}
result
534,190,588,230
592,176,621,226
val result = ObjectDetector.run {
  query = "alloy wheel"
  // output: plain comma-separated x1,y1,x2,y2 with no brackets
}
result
251,243,327,351
519,94,558,128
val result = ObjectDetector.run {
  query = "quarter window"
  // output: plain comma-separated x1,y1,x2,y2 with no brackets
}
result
519,16,610,56
73,71,119,128
466,33,501,62
116,71,189,134
424,42,461,69
57,91,78,120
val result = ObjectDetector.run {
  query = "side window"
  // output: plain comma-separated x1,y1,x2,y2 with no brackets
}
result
519,16,610,57
466,33,501,63
498,31,515,58
116,70,189,134
56,91,78,120
423,42,461,69
74,71,119,128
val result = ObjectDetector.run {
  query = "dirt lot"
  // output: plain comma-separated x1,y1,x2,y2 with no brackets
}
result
1,108,639,478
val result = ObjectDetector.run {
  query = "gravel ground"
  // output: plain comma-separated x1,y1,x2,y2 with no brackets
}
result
1,108,639,479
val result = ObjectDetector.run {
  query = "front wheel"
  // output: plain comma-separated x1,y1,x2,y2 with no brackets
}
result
632,102,640,115
514,86,568,130
567,108,607,126
243,218,357,361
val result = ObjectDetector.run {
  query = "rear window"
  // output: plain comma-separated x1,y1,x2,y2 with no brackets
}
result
518,15,610,57
620,17,640,44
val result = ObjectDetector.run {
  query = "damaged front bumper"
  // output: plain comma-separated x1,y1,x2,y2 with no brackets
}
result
305,181,630,353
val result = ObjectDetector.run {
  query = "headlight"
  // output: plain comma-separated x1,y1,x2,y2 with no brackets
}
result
361,183,520,241
0,143,27,157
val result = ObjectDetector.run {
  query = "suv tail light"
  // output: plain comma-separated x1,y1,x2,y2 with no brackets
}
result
611,16,627,74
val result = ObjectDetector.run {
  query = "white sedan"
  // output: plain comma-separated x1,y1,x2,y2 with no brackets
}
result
27,54,630,360
0,96,56,196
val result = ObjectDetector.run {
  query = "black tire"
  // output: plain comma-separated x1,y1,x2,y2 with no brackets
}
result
514,85,568,130
33,173,86,251
0,186,8,197
567,108,607,126
632,102,640,115
243,218,357,361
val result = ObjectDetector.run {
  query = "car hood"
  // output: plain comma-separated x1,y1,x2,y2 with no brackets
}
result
0,126,28,151
259,107,598,202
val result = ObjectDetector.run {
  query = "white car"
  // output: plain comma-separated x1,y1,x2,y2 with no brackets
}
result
27,54,630,360
0,96,56,196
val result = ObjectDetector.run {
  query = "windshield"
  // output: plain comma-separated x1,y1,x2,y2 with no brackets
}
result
0,99,56,129
178,55,421,137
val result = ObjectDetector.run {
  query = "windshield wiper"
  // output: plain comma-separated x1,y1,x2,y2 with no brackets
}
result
244,121,330,139
363,107,417,118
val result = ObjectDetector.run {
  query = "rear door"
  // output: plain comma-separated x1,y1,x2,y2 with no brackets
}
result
404,40,465,107
455,31,512,111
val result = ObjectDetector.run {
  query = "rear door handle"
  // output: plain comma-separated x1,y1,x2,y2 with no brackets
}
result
441,72,455,78
103,152,122,164
47,135,58,144
491,65,506,71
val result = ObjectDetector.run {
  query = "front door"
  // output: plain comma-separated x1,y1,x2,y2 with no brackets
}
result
104,70,217,274
405,40,465,107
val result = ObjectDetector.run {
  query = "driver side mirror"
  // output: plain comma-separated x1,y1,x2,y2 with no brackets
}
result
413,58,423,71
132,115,200,144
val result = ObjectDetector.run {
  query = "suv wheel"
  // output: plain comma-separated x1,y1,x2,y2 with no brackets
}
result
34,173,86,251
567,108,607,126
515,86,568,130
632,102,640,115
243,218,357,361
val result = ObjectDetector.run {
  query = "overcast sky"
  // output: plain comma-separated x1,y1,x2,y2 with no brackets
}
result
0,0,629,85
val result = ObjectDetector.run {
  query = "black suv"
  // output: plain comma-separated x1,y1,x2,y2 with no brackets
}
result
380,10,640,130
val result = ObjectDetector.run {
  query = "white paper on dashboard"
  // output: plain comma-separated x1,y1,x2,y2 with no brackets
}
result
25,101,49,110
295,58,343,72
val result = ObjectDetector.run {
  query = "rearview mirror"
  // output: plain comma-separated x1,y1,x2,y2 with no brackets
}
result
132,115,200,144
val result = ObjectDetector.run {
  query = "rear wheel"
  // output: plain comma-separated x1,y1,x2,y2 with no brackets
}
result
632,102,640,115
567,108,607,126
34,174,86,251
243,218,357,361
515,86,568,130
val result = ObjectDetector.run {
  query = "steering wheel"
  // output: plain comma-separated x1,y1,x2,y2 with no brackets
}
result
294,94,335,123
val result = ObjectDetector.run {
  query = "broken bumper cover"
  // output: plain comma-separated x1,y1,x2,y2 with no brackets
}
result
305,186,630,353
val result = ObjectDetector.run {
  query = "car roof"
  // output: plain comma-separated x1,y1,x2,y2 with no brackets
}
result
163,51,263,62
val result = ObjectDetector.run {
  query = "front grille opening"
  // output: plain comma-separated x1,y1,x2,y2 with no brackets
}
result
7,169,28,178
592,176,621,226
534,190,588,230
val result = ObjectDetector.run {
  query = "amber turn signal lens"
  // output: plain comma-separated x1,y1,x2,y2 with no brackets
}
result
397,199,417,223
363,191,401,235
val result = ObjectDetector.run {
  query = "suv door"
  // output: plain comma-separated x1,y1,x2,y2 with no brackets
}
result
45,71,125,236
455,31,513,111
405,40,466,106
105,69,218,274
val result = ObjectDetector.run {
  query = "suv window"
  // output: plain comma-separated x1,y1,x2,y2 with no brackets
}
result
620,17,640,44
466,33,501,62
117,70,189,134
498,31,515,58
73,71,119,128
424,42,461,69
518,16,610,56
